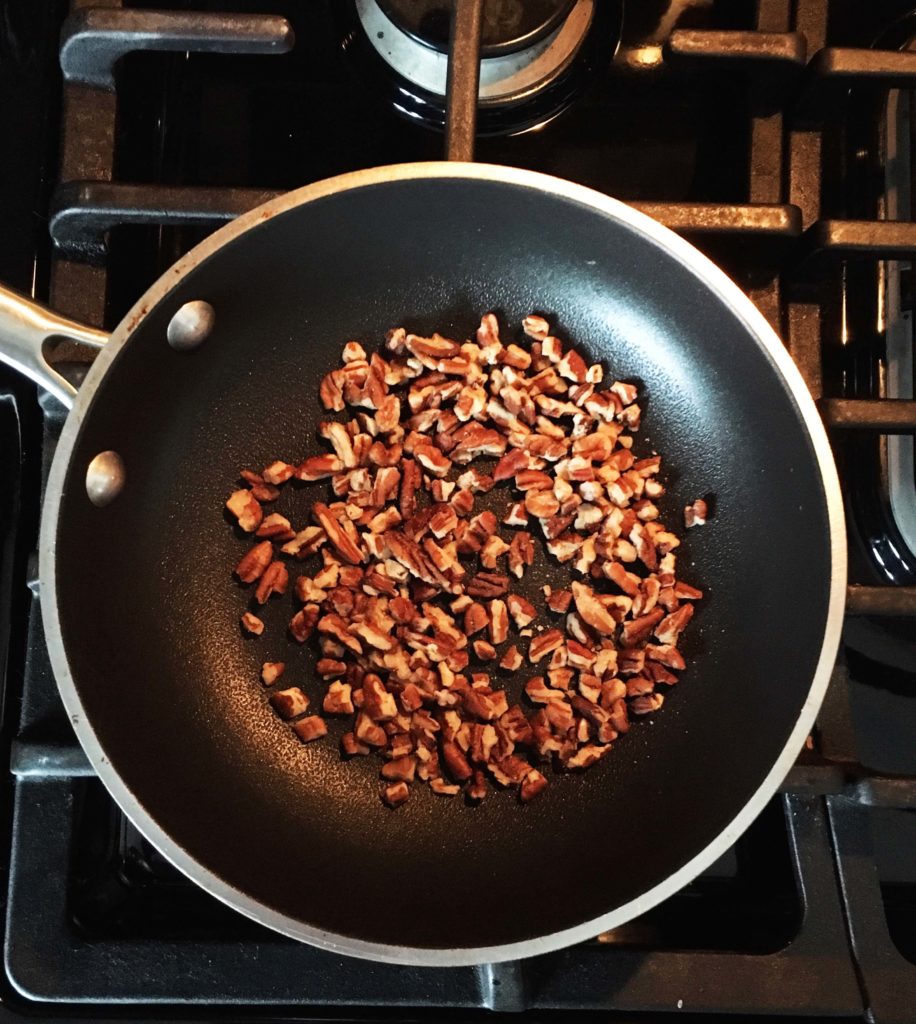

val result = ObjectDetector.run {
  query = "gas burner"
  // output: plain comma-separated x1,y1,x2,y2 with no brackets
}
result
351,0,616,135
376,0,576,57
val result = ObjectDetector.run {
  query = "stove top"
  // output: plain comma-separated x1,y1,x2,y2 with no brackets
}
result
1,0,916,1020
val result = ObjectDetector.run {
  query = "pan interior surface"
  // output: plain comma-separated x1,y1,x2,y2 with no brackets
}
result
53,172,835,957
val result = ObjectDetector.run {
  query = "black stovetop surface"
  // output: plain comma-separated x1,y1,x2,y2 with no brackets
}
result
1,0,915,1020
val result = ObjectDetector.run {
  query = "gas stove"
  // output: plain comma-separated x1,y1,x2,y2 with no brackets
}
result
1,0,916,1019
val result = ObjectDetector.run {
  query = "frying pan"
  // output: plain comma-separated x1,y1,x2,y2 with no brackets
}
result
0,4,844,967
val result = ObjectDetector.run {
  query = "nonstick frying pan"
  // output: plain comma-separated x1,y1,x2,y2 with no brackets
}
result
0,162,845,965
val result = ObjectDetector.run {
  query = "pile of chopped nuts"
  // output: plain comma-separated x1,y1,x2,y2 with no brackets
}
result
226,313,704,808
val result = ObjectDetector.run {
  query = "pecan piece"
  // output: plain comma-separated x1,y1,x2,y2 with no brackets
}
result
255,560,289,604
312,502,364,565
488,599,509,645
289,603,320,643
464,602,488,636
685,498,709,527
507,531,534,579
570,581,616,636
467,573,509,598
473,639,497,661
525,489,560,518
520,768,548,802
441,740,473,781
293,716,328,742
226,489,263,533
261,661,285,685
507,593,536,629
381,755,417,783
655,603,694,644
235,540,274,584
240,612,264,635
500,645,523,671
528,629,564,663
399,459,421,518
256,513,295,541
341,732,370,757
270,687,309,720
381,781,410,807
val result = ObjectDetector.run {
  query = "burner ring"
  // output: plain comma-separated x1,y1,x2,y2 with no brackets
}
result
356,0,594,107
376,0,577,58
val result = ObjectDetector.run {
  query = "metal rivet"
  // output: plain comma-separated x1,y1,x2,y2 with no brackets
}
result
167,300,215,351
86,451,125,507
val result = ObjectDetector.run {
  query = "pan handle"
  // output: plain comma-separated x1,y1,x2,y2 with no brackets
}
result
444,0,485,162
0,284,108,409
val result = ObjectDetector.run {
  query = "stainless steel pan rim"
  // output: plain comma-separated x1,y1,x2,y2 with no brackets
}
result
38,161,847,966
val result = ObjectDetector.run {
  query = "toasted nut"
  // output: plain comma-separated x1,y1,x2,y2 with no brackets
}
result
467,572,509,598
525,489,560,518
507,594,536,629
442,740,473,781
381,781,410,807
480,535,510,569
507,531,535,579
528,629,564,663
464,602,488,635
685,498,708,527
520,768,548,801
256,513,295,541
292,715,328,742
545,587,573,613
381,755,417,783
341,731,370,757
312,502,364,565
255,561,289,604
500,645,523,671
489,600,509,645
399,459,421,518
289,604,320,642
261,662,285,685
473,639,497,661
270,687,309,719
262,460,295,485
571,581,616,635
235,540,274,584
240,612,264,635
226,489,263,533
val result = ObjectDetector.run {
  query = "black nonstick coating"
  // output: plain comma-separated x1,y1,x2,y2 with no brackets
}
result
53,172,833,953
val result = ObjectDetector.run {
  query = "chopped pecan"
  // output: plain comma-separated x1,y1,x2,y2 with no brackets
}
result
528,629,564,664
235,540,274,584
312,502,364,565
399,459,421,518
226,489,263,533
520,768,548,802
545,587,573,613
499,645,523,671
464,602,488,635
480,535,510,569
289,603,320,642
298,456,345,483
255,561,289,603
381,781,410,807
488,600,509,645
507,594,536,628
655,603,694,644
570,581,616,635
261,661,285,685
473,639,497,661
441,740,473,781
293,716,328,742
507,531,535,578
684,498,709,527
270,687,309,719
467,572,509,598
240,612,265,635
256,513,295,541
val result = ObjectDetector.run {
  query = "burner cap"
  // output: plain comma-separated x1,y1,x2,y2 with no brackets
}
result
376,0,576,58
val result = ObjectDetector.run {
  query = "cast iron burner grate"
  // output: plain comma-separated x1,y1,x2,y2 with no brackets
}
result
2,0,916,1020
